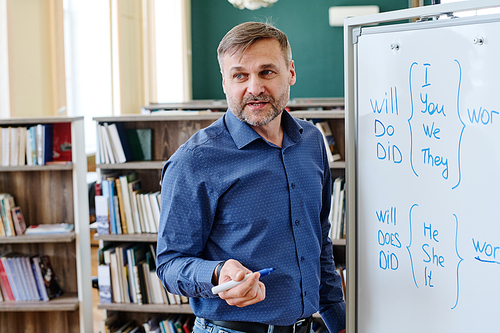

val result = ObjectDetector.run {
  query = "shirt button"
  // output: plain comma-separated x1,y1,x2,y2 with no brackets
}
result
291,183,295,189
300,256,305,262
295,220,300,226
304,291,307,297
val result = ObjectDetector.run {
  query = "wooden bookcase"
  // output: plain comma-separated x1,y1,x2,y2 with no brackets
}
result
94,99,346,326
0,117,92,333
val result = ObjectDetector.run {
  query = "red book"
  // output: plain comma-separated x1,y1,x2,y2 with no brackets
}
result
0,258,15,301
52,122,72,162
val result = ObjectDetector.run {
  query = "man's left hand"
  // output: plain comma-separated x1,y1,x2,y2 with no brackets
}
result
217,259,266,307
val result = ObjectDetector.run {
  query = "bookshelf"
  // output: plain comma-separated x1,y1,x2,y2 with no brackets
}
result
0,117,92,333
93,99,346,328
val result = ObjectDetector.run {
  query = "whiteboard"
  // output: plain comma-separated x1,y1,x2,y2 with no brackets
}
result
351,10,500,333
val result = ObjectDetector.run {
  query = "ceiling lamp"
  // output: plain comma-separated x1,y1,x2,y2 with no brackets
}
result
229,0,278,10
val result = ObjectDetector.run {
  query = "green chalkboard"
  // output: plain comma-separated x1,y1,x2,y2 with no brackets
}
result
191,0,408,100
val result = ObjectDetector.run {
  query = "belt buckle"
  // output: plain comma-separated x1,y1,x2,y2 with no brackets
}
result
292,319,306,333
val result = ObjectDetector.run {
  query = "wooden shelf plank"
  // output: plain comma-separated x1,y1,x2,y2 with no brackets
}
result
142,97,345,111
329,160,345,169
332,238,346,246
94,233,157,242
94,233,347,246
0,293,79,312
0,116,83,125
97,161,165,170
289,110,345,119
94,113,224,122
0,232,75,244
0,164,73,172
99,159,343,171
98,303,193,314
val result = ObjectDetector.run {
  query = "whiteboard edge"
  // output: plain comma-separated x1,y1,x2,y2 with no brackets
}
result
343,1,500,332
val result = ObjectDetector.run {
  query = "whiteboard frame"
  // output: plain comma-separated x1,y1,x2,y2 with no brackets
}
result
344,1,500,331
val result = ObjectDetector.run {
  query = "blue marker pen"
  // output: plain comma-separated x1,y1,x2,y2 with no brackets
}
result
211,268,275,294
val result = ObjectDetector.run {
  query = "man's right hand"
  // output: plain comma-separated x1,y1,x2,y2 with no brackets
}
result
215,259,266,307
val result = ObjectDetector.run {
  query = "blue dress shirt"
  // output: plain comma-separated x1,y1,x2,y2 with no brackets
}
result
156,110,346,332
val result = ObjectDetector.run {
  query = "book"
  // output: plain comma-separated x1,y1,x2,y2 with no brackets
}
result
141,261,153,304
96,122,105,164
126,128,152,161
11,206,27,236
38,255,64,299
31,256,49,301
136,192,149,233
115,178,128,234
25,223,74,234
107,177,120,234
143,193,156,234
98,264,112,303
29,126,37,165
149,191,161,233
1,127,9,166
115,245,131,303
119,173,138,234
106,123,128,163
9,127,18,166
136,193,147,234
124,246,137,304
182,316,193,333
114,123,134,161
95,195,110,235
109,250,122,303
128,179,143,234
26,126,34,165
0,194,16,237
131,245,148,305
52,122,72,162
36,124,44,165
98,124,111,164
0,255,20,300
43,124,54,165
0,210,5,236
314,120,341,162
8,255,27,300
20,255,40,300
0,256,15,301
146,251,166,304
113,195,122,234
101,124,116,164
102,176,120,234
329,177,345,240
17,127,27,165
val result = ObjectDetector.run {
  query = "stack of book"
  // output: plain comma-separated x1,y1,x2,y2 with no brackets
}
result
0,253,63,302
96,122,152,164
97,243,187,306
103,314,194,333
95,172,161,235
329,176,346,240
24,223,74,235
0,122,72,166
310,119,342,163
0,193,27,237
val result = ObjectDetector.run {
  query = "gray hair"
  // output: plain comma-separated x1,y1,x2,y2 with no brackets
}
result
217,21,292,72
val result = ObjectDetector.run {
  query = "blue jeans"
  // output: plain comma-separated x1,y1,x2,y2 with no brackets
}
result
192,317,314,333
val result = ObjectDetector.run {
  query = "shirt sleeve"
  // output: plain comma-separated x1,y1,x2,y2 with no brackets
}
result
156,147,220,299
317,136,347,332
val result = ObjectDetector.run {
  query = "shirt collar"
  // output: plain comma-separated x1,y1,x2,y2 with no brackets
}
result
225,109,304,150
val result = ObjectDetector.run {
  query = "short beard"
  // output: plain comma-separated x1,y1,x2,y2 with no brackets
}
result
228,89,289,127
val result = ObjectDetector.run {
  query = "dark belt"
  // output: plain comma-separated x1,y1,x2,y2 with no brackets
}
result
206,317,313,333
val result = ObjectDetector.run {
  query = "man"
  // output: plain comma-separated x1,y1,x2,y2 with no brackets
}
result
157,22,346,333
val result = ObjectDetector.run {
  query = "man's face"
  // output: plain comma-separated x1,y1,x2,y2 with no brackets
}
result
221,38,296,127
